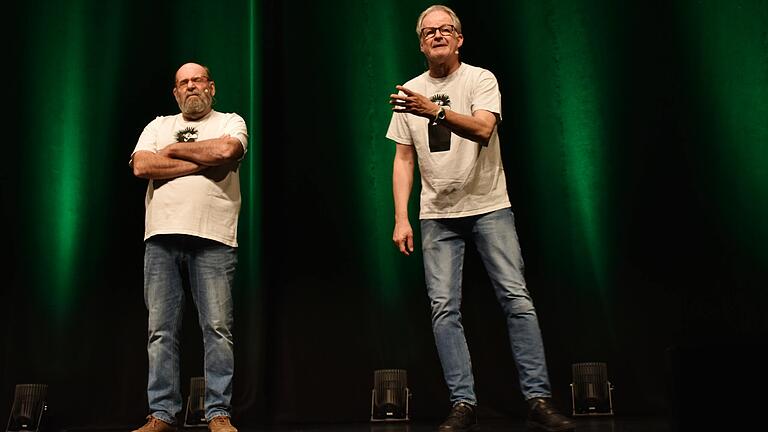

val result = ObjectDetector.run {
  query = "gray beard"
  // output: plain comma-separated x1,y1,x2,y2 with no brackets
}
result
182,97,207,116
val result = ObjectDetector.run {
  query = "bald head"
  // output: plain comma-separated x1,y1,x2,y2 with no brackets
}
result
175,63,211,84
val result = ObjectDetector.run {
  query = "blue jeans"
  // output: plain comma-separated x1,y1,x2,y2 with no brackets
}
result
420,208,551,406
143,235,237,424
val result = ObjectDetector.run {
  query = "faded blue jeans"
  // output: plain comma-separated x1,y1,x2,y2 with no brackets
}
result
144,234,237,424
420,208,551,406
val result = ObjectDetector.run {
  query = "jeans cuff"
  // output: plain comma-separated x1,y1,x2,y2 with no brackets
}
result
150,413,176,425
206,412,231,422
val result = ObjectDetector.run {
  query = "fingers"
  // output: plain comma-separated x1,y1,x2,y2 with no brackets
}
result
389,93,425,115
392,233,414,256
389,95,411,114
390,86,419,105
390,86,437,119
394,236,408,256
396,85,414,96
389,94,408,106
398,239,410,256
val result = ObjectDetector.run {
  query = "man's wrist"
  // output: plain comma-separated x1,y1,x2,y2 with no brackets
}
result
433,106,446,124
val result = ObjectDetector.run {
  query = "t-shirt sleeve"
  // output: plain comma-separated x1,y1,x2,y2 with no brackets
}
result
471,69,502,121
386,111,413,146
225,113,249,156
131,116,163,158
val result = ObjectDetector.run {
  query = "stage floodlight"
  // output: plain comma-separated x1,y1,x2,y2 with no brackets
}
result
183,377,207,428
370,369,411,422
570,362,614,416
6,384,48,432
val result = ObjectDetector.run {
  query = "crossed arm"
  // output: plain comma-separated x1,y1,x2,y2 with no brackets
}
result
131,135,244,180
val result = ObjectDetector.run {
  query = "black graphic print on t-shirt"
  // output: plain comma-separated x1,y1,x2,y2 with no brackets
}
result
176,127,198,143
428,93,451,153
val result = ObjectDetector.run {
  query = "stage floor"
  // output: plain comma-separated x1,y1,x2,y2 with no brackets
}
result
62,416,674,432
152,417,670,432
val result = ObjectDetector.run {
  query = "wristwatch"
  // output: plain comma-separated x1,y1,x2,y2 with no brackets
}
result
434,106,446,124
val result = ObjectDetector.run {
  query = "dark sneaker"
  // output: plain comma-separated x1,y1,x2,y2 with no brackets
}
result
438,402,477,431
208,416,238,432
526,398,576,431
131,416,176,432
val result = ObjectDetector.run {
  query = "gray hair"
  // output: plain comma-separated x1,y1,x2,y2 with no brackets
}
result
415,4,462,38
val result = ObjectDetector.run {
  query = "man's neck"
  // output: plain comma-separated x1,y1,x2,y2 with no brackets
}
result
428,59,460,78
182,110,213,122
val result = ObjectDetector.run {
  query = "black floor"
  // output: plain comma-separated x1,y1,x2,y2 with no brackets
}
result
61,416,678,432
176,417,670,432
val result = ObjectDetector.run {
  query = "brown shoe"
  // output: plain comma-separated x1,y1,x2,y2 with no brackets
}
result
131,416,176,432
208,416,238,432
527,398,576,431
438,402,477,431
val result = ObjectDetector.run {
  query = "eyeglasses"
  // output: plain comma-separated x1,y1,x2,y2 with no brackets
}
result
176,76,210,88
420,24,456,40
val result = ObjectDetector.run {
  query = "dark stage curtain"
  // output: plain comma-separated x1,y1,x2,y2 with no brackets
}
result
2,0,766,429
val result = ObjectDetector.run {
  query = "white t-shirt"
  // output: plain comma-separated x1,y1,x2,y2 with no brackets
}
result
132,111,248,247
386,63,511,219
